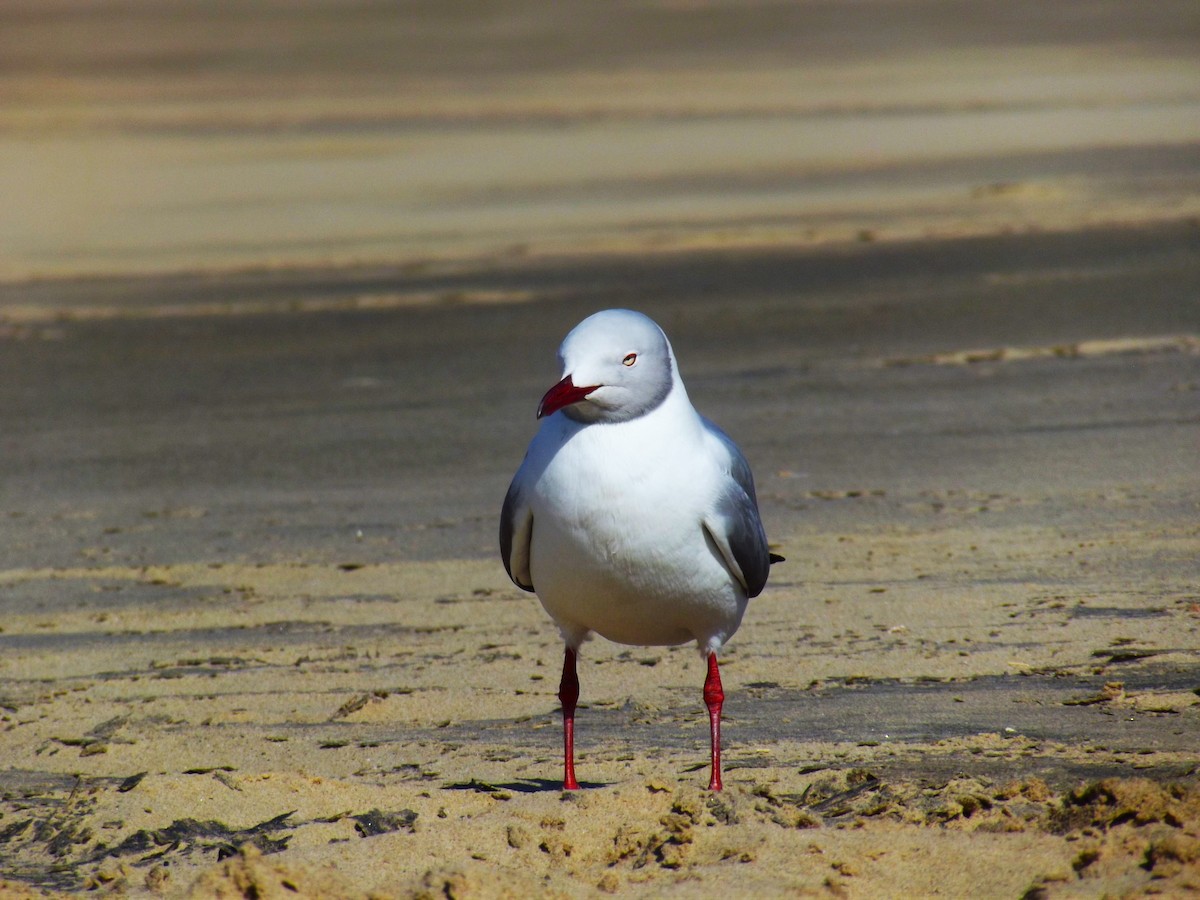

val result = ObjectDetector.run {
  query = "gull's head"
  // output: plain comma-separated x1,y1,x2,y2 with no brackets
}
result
537,309,676,424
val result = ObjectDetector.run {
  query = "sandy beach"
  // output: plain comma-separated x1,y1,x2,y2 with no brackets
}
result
2,2,1198,897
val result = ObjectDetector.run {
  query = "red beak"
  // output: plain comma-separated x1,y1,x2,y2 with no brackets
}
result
537,375,598,419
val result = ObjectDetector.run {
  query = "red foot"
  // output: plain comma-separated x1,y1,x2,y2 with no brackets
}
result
559,647,580,790
704,652,724,791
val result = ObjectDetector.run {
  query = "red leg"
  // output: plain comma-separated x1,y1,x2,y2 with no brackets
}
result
703,652,724,791
558,647,581,790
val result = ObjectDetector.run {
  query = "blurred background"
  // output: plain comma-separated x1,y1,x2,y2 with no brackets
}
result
2,9,1199,897
2,0,1197,280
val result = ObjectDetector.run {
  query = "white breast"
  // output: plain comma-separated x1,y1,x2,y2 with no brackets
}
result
526,394,748,650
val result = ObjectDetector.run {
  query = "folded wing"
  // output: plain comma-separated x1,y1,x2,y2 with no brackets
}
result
499,477,535,592
700,419,771,598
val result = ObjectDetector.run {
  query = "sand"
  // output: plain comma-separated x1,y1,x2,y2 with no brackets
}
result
2,1,1199,897
2,506,1198,896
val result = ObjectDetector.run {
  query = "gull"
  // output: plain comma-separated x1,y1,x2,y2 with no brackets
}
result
500,309,780,791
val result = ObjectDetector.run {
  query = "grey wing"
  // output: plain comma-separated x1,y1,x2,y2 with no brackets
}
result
701,419,772,598
499,475,535,592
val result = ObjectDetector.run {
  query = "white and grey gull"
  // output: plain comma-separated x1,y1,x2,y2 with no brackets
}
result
500,308,781,791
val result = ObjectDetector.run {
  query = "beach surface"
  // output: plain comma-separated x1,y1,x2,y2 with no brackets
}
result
1,2,1198,897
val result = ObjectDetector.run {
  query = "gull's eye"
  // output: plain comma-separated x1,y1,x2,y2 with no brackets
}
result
622,353,637,367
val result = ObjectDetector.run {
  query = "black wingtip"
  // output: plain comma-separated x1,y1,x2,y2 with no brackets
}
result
769,553,786,565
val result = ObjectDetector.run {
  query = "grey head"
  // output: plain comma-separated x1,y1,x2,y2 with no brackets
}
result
537,309,676,424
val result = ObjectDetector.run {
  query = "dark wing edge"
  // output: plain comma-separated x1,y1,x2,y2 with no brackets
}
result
704,481,771,598
499,478,535,592
702,417,759,503
701,418,773,598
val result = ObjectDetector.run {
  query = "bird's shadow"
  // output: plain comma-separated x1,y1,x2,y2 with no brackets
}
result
442,777,609,794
